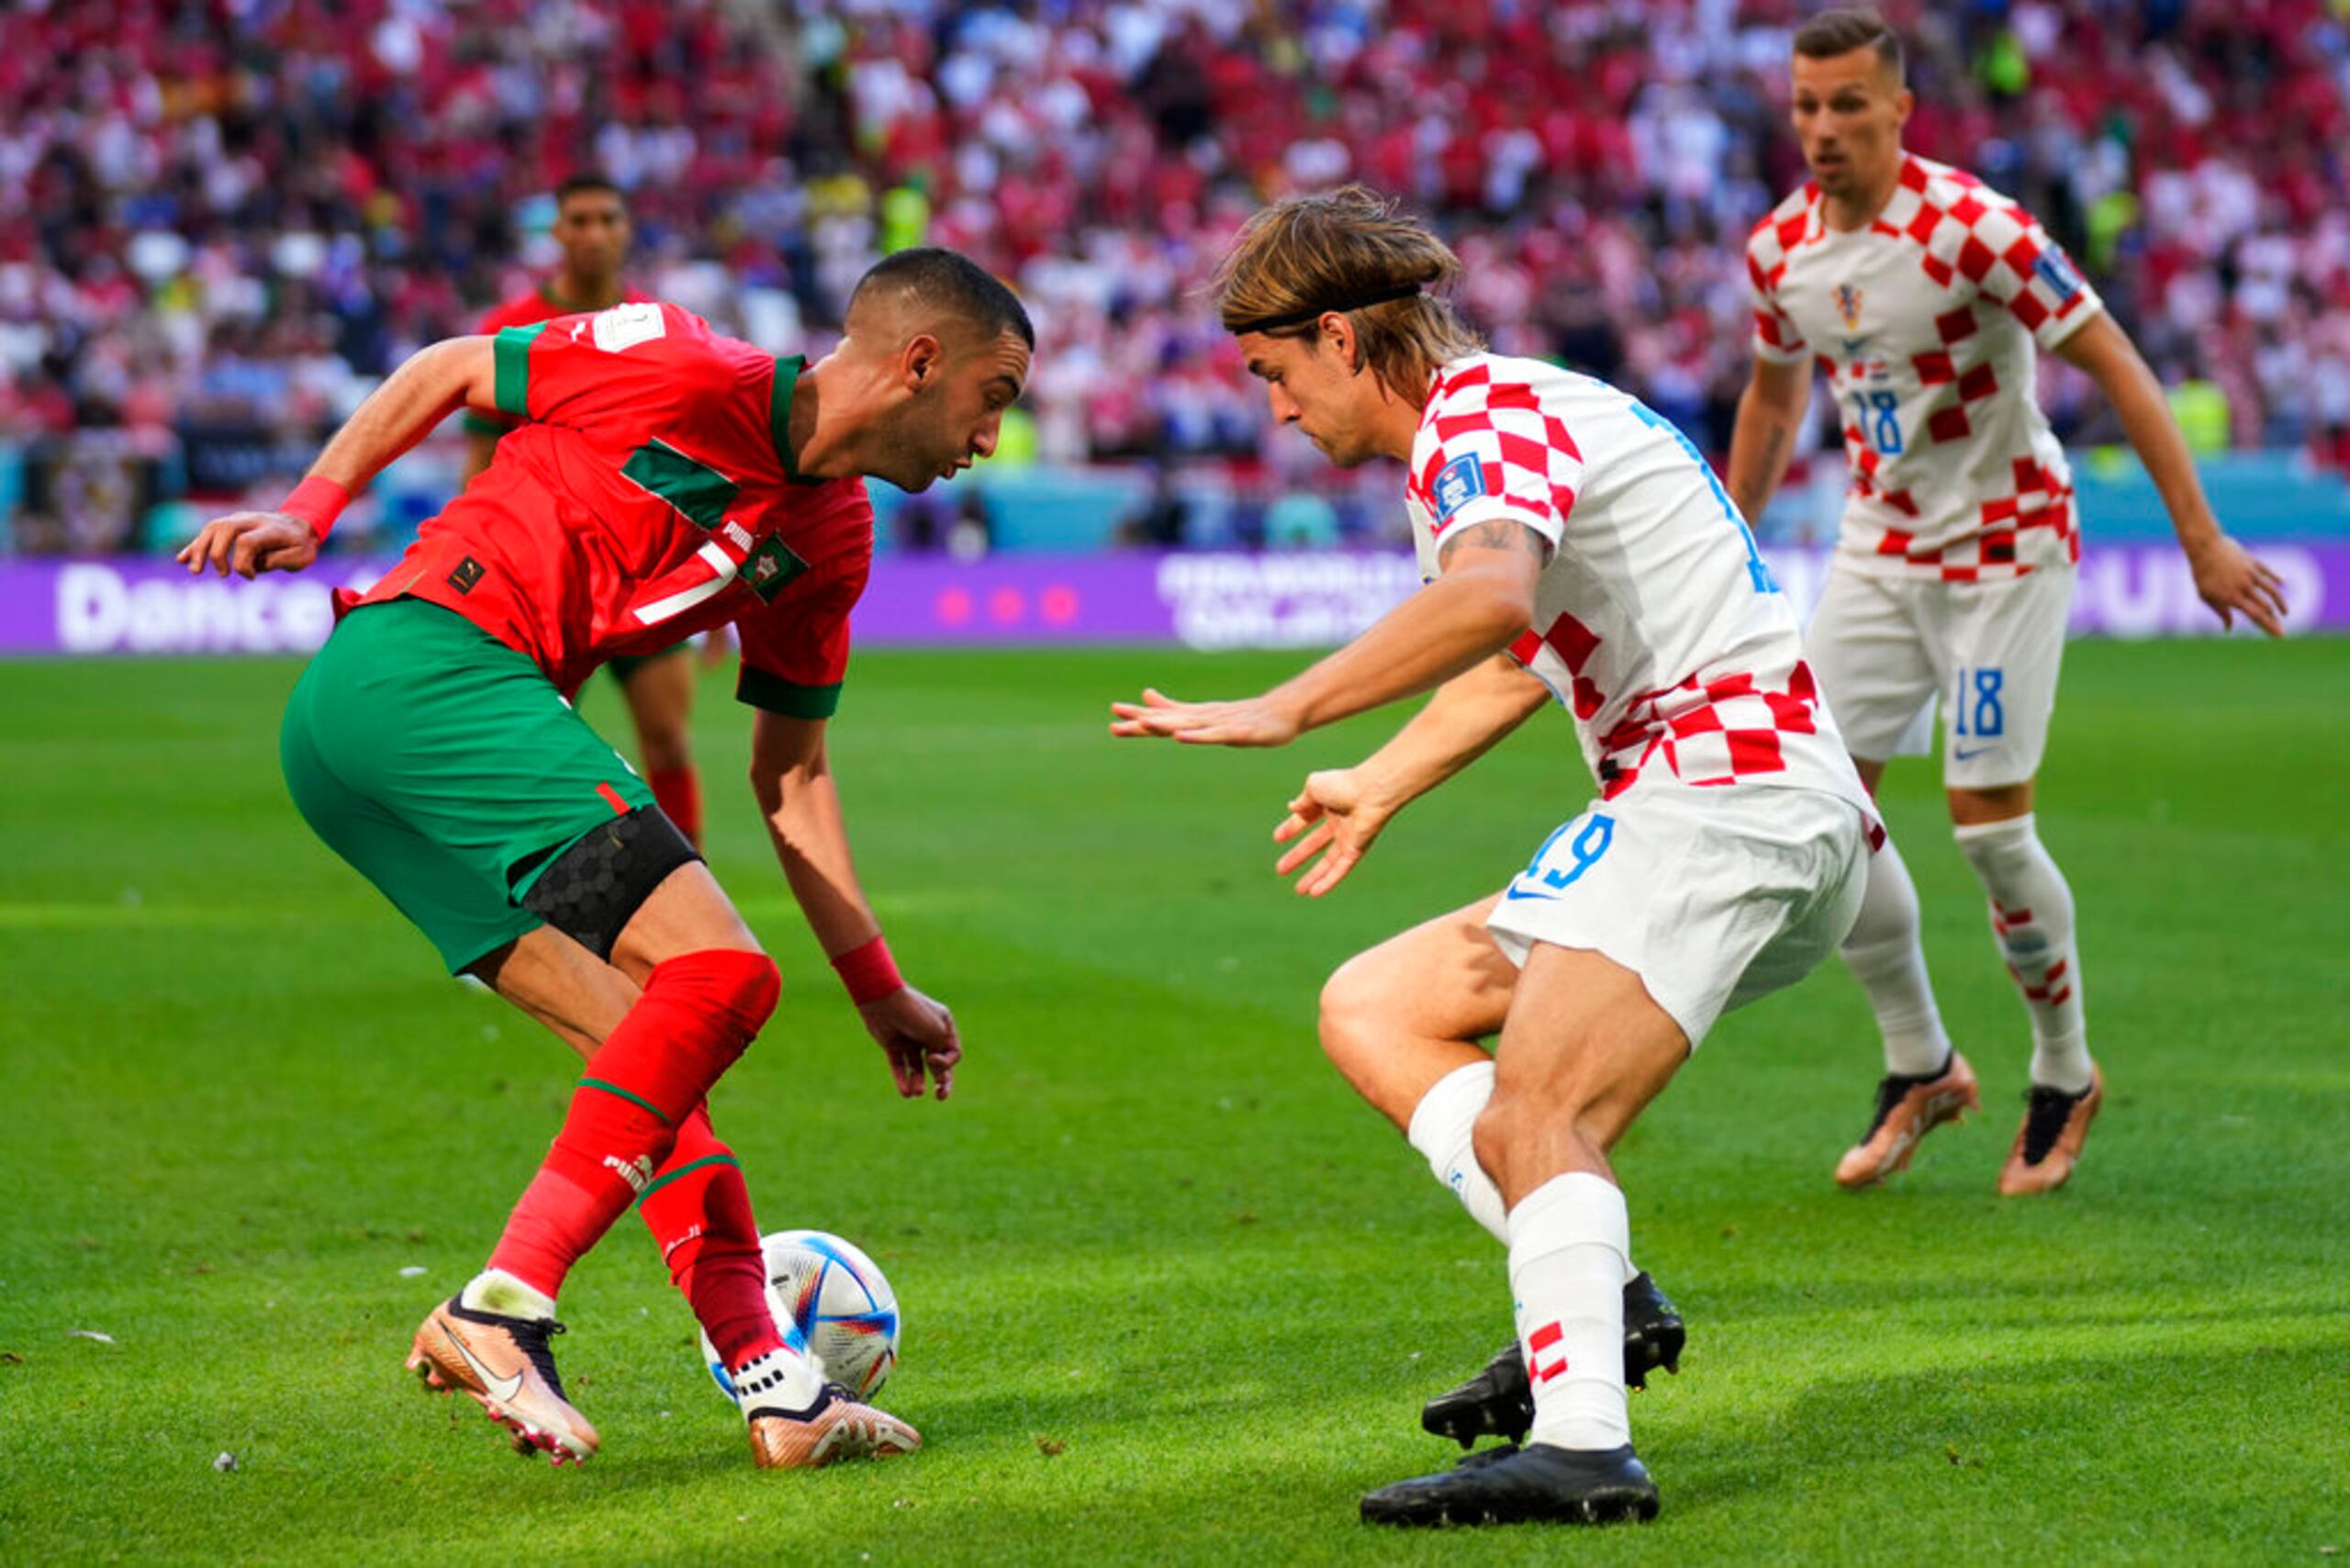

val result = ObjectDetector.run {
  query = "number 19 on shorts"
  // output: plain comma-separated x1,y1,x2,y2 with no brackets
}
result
1952,666,2005,738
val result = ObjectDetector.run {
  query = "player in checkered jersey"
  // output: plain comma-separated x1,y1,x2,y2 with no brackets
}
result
1728,10,2289,1197
1115,188,1880,1527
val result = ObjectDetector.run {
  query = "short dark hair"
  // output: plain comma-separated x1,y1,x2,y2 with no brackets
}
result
848,247,1035,349
1794,8,1903,77
554,172,624,207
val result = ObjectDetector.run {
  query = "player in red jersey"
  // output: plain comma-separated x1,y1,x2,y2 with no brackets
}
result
1729,10,2288,1196
180,249,1033,1470
462,174,711,846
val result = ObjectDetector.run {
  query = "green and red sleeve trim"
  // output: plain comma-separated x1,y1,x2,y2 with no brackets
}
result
493,323,550,419
737,667,843,719
769,355,808,482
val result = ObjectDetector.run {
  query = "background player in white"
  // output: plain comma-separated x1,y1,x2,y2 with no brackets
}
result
1115,188,1876,1528
1729,9,2288,1196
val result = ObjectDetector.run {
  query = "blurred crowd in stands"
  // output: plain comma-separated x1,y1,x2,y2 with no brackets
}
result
4,0,2348,552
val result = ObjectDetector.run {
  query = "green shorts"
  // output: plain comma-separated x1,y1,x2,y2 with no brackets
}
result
607,640,692,686
281,599,655,972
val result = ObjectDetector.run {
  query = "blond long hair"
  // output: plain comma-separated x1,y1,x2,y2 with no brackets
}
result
1214,185,1484,402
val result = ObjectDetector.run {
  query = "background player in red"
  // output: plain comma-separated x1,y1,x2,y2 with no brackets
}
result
179,250,1033,1471
464,172,711,847
1729,10,2288,1196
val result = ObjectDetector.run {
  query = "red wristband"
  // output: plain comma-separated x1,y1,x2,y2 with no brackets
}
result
831,935,904,1006
282,476,352,541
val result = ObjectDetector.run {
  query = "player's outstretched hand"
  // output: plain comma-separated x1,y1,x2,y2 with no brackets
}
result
2188,535,2289,637
1273,767,1397,898
857,984,960,1102
1109,689,1300,748
176,511,318,580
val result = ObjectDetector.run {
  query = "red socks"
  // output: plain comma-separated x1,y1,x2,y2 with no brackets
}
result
648,766,702,849
639,1103,785,1368
487,950,779,1299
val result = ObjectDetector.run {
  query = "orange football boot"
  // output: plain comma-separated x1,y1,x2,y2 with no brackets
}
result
1834,1050,1981,1190
744,1383,922,1470
407,1297,599,1465
1998,1067,2103,1196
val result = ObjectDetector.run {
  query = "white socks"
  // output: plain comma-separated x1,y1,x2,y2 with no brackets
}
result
1406,1062,1509,1245
1508,1172,1632,1451
462,1268,557,1322
729,1344,825,1415
1953,813,2091,1093
1845,818,2092,1093
1405,1063,1642,1286
1839,835,1955,1078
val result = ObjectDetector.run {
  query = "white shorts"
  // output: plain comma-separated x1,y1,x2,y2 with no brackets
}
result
1807,564,2073,788
1483,784,1870,1048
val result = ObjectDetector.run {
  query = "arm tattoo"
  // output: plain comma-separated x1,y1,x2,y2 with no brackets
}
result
1438,517,1550,573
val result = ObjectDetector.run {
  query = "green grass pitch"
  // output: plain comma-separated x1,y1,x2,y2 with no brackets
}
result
3,637,2345,1564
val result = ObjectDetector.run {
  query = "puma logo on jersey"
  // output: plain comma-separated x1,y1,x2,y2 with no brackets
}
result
603,1153,656,1193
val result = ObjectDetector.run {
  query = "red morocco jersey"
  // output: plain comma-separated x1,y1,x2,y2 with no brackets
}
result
462,283,655,442
476,283,655,338
1406,354,1874,823
347,301,873,715
1748,154,2102,583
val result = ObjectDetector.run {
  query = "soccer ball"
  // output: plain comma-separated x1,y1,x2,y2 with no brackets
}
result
702,1229,901,1401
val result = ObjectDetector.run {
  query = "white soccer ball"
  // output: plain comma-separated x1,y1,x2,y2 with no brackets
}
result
702,1229,900,1402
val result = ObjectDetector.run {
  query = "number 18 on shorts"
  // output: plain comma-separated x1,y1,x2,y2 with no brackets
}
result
1807,565,2073,790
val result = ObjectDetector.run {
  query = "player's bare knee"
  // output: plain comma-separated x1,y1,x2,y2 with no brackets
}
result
1315,952,1386,1064
1473,1083,1617,1190
1948,780,2032,826
1470,1096,1530,1193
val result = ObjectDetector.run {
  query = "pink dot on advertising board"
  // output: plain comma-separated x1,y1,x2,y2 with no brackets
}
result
989,588,1024,623
935,588,972,625
1040,585,1079,624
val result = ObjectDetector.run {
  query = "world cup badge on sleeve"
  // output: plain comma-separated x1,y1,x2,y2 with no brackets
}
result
1431,454,1488,532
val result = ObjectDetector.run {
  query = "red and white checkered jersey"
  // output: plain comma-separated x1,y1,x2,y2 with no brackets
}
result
1748,154,2103,582
1404,353,1874,821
